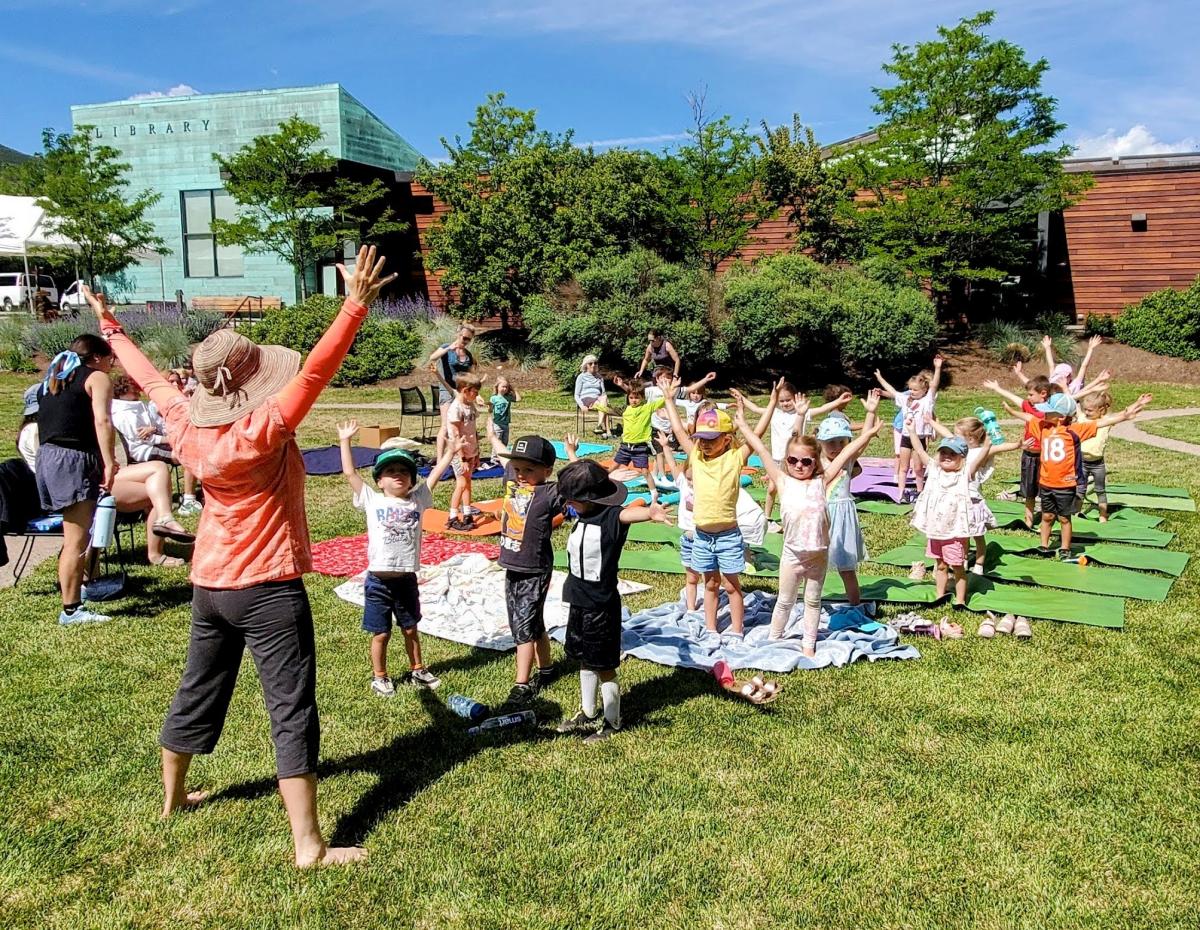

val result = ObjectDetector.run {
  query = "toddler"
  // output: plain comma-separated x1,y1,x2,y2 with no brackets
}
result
447,373,482,530
874,355,944,501
487,375,520,462
983,374,1051,528
604,377,664,504
1077,391,1113,521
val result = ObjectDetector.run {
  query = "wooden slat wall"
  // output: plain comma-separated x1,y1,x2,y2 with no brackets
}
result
1060,167,1200,317
410,179,453,308
715,213,798,273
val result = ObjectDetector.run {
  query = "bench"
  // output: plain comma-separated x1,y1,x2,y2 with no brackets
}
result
190,295,282,323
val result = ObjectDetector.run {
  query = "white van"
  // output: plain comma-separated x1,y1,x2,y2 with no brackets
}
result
58,280,88,313
0,273,59,310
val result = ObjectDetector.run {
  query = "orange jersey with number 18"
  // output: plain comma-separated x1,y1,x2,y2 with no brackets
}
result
1031,419,1098,488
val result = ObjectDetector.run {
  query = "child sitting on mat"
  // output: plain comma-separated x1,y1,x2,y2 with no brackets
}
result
496,433,579,710
555,459,671,743
337,419,461,696
874,355,944,502
1005,391,1151,558
447,373,483,530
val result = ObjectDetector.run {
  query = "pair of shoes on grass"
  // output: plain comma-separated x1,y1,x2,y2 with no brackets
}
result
371,667,441,697
555,709,620,744
58,606,111,626
447,514,476,531
977,612,1032,640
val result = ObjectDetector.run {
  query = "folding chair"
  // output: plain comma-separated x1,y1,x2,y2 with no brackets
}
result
399,386,437,441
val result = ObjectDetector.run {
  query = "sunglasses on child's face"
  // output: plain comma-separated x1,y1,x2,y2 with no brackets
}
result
786,455,815,468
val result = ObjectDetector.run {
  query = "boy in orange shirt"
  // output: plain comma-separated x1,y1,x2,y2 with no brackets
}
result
1006,391,1151,556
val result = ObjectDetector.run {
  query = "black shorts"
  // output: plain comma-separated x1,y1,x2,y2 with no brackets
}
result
1020,450,1041,500
614,442,652,469
1040,486,1079,517
505,569,552,645
897,432,913,450
362,572,421,633
564,598,623,671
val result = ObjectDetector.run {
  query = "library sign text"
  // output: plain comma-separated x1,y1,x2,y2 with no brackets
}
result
93,120,212,138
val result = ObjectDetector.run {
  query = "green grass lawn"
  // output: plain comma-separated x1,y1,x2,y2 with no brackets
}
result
2,372,1199,928
1139,415,1200,444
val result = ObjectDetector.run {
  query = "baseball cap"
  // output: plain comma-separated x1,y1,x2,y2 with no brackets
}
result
935,436,969,456
1035,393,1078,417
693,407,733,439
22,383,40,417
816,417,853,442
372,448,418,481
557,459,627,506
507,435,556,467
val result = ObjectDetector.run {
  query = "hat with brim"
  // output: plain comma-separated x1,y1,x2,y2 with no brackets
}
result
558,460,628,507
694,406,733,440
22,383,40,417
816,417,853,442
373,448,418,482
935,436,969,456
188,329,300,427
1034,392,1077,417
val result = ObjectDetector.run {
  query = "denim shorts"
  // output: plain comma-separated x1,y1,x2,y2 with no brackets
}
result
680,532,695,570
691,526,745,574
614,442,652,469
362,572,421,633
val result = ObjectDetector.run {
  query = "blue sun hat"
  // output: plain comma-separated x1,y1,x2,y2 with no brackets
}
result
1035,392,1078,417
935,436,969,456
816,417,853,442
22,383,41,417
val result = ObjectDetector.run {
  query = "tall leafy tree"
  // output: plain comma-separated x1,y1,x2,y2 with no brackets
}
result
34,128,166,288
758,114,859,263
668,91,769,274
211,116,405,300
846,10,1091,302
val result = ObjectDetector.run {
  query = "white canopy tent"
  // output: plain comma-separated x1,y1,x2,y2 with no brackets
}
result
0,195,79,311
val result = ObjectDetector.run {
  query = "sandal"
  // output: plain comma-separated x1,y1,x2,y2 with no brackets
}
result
995,613,1016,635
977,612,997,639
938,617,965,639
152,519,196,544
908,560,928,580
1013,616,1033,640
151,554,187,567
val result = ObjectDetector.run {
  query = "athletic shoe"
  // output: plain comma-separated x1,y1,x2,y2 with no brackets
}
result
501,683,536,710
908,561,927,580
767,521,782,534
176,499,203,516
532,663,561,692
371,676,396,697
593,427,606,435
409,668,441,690
556,709,600,734
997,489,1019,502
971,563,985,576
464,506,482,517
58,606,111,626
977,612,997,639
583,721,621,744
1036,546,1056,558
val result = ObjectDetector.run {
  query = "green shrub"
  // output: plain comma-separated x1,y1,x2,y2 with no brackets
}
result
0,318,36,373
977,320,1078,367
139,324,194,369
248,295,421,386
30,320,98,359
182,308,226,344
830,277,938,376
1084,313,1116,337
1114,279,1200,360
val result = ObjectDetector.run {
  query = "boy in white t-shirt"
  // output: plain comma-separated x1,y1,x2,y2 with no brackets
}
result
337,419,461,697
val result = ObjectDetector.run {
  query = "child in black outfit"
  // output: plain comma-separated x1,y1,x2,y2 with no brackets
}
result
555,459,671,743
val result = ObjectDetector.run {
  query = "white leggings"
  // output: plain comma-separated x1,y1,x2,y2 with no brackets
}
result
770,547,829,647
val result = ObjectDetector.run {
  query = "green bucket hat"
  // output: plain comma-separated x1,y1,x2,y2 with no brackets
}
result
373,448,418,482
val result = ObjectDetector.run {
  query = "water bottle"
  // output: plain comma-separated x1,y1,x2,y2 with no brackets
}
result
467,710,535,736
974,406,1005,444
90,494,117,549
447,694,489,721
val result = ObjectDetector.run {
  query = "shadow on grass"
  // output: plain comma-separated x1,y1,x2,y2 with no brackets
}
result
213,660,718,846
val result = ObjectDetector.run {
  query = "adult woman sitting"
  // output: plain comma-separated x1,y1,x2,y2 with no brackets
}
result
83,245,396,868
634,328,680,381
111,375,202,514
574,354,610,437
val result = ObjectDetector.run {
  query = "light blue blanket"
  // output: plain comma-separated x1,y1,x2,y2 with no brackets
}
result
552,440,611,458
552,591,920,673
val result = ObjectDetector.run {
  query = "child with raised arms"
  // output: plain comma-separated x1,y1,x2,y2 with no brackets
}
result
446,372,482,530
982,373,1051,528
337,419,462,696
874,355,944,501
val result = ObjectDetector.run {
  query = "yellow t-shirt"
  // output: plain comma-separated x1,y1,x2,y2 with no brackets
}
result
1078,414,1111,461
689,446,742,529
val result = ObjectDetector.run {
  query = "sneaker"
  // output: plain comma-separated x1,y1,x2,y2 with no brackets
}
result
971,563,985,576
1037,546,1056,558
583,721,621,744
58,606,111,626
556,709,600,734
532,663,561,691
593,426,606,435
767,521,782,534
997,489,1019,502
463,505,482,517
176,498,203,516
371,676,396,697
409,667,441,690
501,682,536,710
977,612,997,639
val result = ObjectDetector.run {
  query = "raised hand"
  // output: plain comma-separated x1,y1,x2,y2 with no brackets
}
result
564,432,579,455
933,353,945,367
729,387,746,402
669,375,682,393
1042,335,1053,349
81,285,119,328
731,396,749,429
835,391,854,407
863,388,881,414
1088,334,1104,350
982,379,1000,392
1011,360,1023,376
337,245,398,306
702,371,717,383
647,502,673,525
336,419,359,442
655,429,672,447
1129,393,1153,415
1096,368,1112,382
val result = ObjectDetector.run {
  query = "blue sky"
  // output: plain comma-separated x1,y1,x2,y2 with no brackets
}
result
3,0,1197,159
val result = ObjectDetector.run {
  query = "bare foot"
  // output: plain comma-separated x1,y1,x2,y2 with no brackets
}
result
162,789,210,818
297,845,368,868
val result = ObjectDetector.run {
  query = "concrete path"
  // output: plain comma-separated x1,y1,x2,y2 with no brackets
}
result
1111,407,1200,457
0,536,59,590
312,402,579,419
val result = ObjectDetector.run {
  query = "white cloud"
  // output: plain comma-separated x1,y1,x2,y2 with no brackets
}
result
128,84,201,101
581,132,690,149
1072,124,1200,158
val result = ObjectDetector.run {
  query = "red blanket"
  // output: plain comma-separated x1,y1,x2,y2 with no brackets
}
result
309,533,501,577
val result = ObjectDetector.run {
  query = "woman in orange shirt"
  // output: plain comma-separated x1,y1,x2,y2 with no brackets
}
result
83,246,396,868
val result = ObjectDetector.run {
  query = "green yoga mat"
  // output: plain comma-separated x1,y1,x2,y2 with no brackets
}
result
1105,493,1196,512
879,532,1189,577
1104,482,1191,499
557,543,784,577
986,500,1173,546
871,539,1172,602
1107,508,1164,528
626,522,684,544
857,501,914,515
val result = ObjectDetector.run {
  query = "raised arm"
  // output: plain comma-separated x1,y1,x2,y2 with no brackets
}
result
1042,335,1056,374
336,420,365,496
727,388,766,415
620,500,672,525
657,430,685,481
425,433,463,493
824,420,884,485
732,399,783,486
754,378,782,440
1002,401,1034,423
861,388,882,432
276,246,397,430
929,354,945,394
563,433,580,463
682,371,716,395
1076,335,1102,385
1011,360,1030,386
1071,369,1111,401
906,420,930,468
662,377,694,456
982,379,1023,407
873,368,900,399
85,286,181,412
809,391,854,418
927,416,954,439
1095,393,1153,429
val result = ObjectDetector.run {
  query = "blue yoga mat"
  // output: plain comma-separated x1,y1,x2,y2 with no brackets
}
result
302,445,379,476
552,440,612,458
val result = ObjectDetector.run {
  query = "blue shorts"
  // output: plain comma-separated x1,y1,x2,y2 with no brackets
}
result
691,527,745,575
362,572,421,633
615,442,652,469
680,532,694,571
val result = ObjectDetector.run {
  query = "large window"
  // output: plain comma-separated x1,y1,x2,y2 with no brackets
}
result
181,189,244,278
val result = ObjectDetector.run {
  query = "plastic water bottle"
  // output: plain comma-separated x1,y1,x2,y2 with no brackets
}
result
975,406,1005,444
467,710,535,736
447,694,489,721
90,494,117,549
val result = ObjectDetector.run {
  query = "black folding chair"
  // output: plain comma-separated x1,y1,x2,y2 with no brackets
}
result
399,386,438,441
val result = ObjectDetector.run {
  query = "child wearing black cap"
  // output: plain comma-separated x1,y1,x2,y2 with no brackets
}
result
555,458,671,743
337,419,461,697
496,433,579,708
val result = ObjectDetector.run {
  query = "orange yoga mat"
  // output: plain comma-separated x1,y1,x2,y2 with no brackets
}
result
422,499,503,536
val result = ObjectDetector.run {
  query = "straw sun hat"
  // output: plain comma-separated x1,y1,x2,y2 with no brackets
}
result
188,329,300,427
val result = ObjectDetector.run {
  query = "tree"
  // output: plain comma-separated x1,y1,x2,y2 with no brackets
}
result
0,152,45,197
33,128,166,288
845,10,1092,303
211,116,405,300
417,93,690,320
758,114,859,263
667,91,770,275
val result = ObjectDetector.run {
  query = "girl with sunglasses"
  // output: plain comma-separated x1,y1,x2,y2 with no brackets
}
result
734,400,884,657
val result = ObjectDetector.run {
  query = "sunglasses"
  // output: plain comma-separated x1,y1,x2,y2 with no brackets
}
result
786,455,816,468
